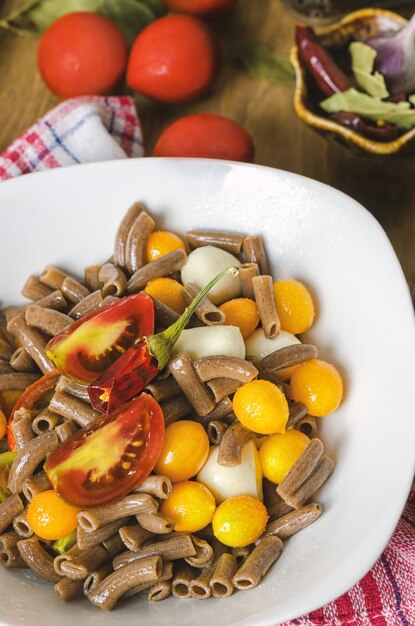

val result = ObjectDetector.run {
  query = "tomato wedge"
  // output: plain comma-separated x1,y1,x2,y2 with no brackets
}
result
44,393,165,507
7,370,60,450
45,293,154,384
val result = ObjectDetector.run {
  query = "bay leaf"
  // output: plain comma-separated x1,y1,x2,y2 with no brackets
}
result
349,41,389,99
26,0,102,32
233,43,295,87
99,0,154,45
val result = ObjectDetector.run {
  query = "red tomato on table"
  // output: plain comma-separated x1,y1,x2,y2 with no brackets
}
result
127,15,221,103
166,0,238,17
154,113,255,162
38,12,128,98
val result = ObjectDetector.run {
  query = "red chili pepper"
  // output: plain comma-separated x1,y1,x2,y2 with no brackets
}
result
88,266,239,413
45,393,164,507
7,370,60,450
46,292,154,384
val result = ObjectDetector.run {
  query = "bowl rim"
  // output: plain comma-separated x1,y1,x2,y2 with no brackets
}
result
290,8,415,155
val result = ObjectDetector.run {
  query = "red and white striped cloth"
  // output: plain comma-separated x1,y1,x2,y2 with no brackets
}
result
0,96,414,625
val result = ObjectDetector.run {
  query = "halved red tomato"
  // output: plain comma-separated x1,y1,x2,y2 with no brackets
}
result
44,393,164,507
46,293,154,384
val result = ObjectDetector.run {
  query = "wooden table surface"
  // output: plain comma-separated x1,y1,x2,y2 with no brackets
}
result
1,0,414,288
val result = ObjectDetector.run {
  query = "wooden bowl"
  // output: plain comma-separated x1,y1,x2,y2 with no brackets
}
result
290,8,415,155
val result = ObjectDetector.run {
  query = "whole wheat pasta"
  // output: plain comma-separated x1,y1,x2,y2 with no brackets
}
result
210,553,238,598
202,397,234,423
83,563,113,594
206,377,242,403
286,401,308,429
127,248,187,293
55,419,79,442
55,577,84,602
84,265,102,292
87,555,162,611
207,420,228,445
217,422,253,466
3,306,25,324
77,494,158,532
0,495,24,534
113,534,196,570
145,377,181,403
60,545,111,580
55,376,90,401
77,519,127,551
98,263,127,297
233,536,283,590
194,356,258,384
12,507,33,538
252,275,280,339
134,475,172,499
0,361,13,375
102,533,125,557
49,391,100,428
8,431,58,494
113,202,144,269
161,394,193,425
286,456,334,509
169,352,215,417
68,290,105,320
10,347,37,373
183,283,226,326
0,530,26,568
61,277,90,304
185,536,214,568
148,579,172,601
34,290,67,311
119,524,154,551
297,415,318,438
262,478,282,508
262,344,318,373
25,304,72,336
242,236,269,275
231,545,252,565
190,563,215,599
0,372,39,391
267,499,293,522
136,512,174,534
32,410,61,435
54,544,83,576
22,471,51,502
125,210,156,275
124,560,173,599
11,413,34,450
6,316,54,373
186,230,244,255
172,561,195,598
240,262,260,298
0,338,13,361
263,503,322,540
151,296,181,328
40,266,70,290
17,537,62,583
22,275,53,301
277,439,325,502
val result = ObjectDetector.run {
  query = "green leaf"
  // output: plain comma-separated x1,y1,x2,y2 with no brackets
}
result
233,43,295,87
26,0,101,32
99,0,154,45
0,451,17,504
140,0,166,17
52,529,77,555
321,88,415,129
409,94,415,106
349,42,389,99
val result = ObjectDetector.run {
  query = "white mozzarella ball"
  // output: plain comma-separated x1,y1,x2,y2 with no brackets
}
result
197,440,263,503
172,326,245,361
181,246,241,305
245,328,301,362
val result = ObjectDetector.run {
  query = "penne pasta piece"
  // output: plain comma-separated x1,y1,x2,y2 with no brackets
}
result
17,537,62,583
25,304,72,336
0,530,26,568
102,533,125,557
252,275,280,339
9,347,37,373
286,401,308,429
55,376,90,401
267,499,293,522
169,352,215,417
40,266,69,290
3,307,25,325
206,377,242,403
183,283,226,326
161,395,193,426
22,471,51,502
98,263,127,297
134,475,172,500
12,507,33,538
172,561,195,598
49,391,100,428
145,377,181,403
11,413,35,450
77,519,127,551
114,202,145,269
83,265,102,292
125,210,156,275
286,456,334,509
127,248,187,293
296,415,318,438
0,372,39,391
34,290,68,312
151,297,180,328
55,576,84,602
193,356,258,383
61,277,90,304
60,545,110,580
32,409,61,435
113,534,196,570
136,511,174,534
262,344,318,373
233,536,283,590
68,290,104,320
0,338,13,361
55,419,79,442
202,397,234,423
185,535,214,568
277,439,325,502
7,316,54,373
87,555,161,611
77,494,158,532
207,420,228,445
148,578,172,601
54,543,83,576
0,494,24,534
0,361,13,375
217,422,252,466
240,262,260,299
210,553,238,598
124,560,173,600
190,563,215,599
83,563,113,594
186,230,245,254
242,236,269,275
22,276,53,301
119,524,154,551
7,431,59,494
262,503,322,540
231,545,252,565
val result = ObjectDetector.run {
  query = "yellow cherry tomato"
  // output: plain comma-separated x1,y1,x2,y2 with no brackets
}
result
273,280,315,335
146,230,186,263
291,358,344,417
155,420,209,482
212,495,268,547
145,277,187,313
160,481,216,533
219,298,260,339
233,380,289,435
259,430,310,484
0,409,6,439
27,490,81,540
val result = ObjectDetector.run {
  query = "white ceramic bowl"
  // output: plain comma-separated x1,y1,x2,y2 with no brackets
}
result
0,158,414,626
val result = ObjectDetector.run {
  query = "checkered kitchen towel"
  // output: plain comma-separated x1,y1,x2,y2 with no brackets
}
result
0,96,414,625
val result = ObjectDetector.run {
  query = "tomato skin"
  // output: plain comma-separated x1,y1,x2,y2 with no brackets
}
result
153,113,255,162
45,393,165,507
166,0,238,17
127,15,221,103
38,12,128,99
